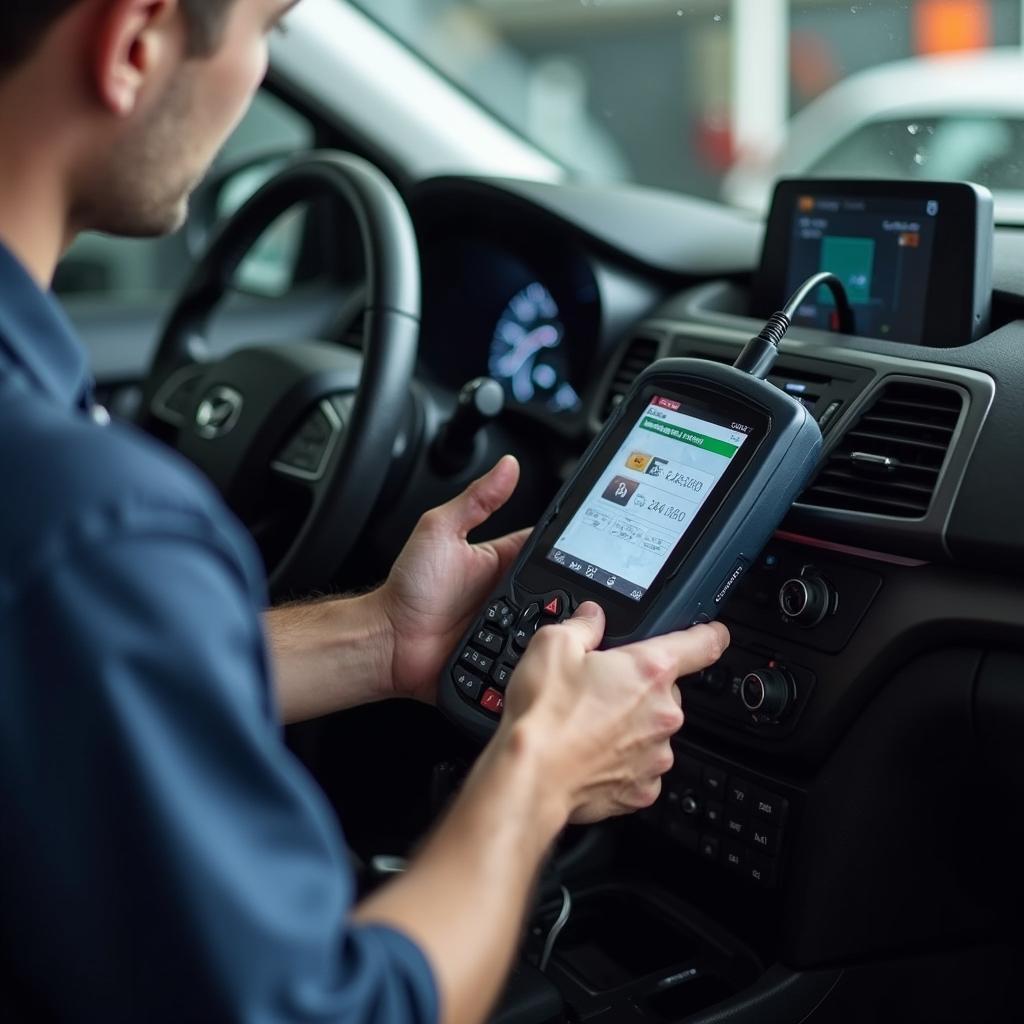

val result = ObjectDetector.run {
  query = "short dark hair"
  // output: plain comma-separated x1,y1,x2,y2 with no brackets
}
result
0,0,236,73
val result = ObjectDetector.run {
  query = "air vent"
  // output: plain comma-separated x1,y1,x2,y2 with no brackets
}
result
801,380,964,518
601,335,660,420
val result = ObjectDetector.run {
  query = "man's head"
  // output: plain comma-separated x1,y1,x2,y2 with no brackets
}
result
0,0,296,244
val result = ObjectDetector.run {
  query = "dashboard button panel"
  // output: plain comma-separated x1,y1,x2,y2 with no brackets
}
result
648,747,798,889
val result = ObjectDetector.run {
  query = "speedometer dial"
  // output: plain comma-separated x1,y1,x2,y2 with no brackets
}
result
490,282,581,413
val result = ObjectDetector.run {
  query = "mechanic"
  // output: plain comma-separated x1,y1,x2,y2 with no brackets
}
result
0,2,729,1022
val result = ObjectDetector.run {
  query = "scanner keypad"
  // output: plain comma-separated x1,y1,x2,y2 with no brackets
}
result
453,591,572,717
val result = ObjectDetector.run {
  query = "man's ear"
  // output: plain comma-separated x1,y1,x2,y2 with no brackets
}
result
92,0,183,117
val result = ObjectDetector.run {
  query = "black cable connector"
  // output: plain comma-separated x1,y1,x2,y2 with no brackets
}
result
734,271,854,380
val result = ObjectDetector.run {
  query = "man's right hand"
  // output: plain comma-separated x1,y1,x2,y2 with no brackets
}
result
501,602,730,826
355,602,729,1024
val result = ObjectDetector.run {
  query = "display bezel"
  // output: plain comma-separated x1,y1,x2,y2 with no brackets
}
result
752,179,987,346
517,379,771,637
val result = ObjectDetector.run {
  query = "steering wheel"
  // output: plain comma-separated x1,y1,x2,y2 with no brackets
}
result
140,151,421,597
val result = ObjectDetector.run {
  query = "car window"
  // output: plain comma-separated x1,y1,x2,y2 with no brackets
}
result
809,115,1024,191
55,89,315,304
351,1,1024,220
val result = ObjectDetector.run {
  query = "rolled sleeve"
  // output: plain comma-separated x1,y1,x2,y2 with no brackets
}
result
0,513,438,1024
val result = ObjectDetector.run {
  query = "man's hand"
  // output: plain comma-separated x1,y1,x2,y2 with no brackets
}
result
376,455,530,704
355,606,729,1024
502,603,730,824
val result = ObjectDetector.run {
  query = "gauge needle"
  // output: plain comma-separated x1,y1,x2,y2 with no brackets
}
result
495,323,561,378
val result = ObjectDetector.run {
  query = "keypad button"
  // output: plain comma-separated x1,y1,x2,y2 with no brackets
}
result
704,801,724,828
459,647,494,675
726,777,752,809
474,627,505,655
541,593,567,619
723,841,745,872
492,663,514,690
484,600,517,631
505,645,522,666
751,788,789,826
451,666,484,701
512,626,535,652
724,815,747,841
749,824,781,856
702,767,727,798
519,603,542,627
480,688,505,714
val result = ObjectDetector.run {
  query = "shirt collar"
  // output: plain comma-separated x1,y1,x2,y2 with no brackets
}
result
0,241,90,408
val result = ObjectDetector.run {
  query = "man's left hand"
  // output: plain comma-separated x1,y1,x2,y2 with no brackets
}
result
376,456,530,704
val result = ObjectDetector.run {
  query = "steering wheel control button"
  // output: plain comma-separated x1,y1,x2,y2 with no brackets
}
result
485,600,516,631
474,627,505,655
460,647,494,675
273,401,344,482
702,767,727,798
492,663,514,690
480,688,505,715
452,666,484,702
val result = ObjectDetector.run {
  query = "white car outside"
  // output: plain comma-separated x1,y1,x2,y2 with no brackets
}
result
722,50,1024,222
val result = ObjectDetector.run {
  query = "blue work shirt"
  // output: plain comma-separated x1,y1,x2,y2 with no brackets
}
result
0,243,439,1023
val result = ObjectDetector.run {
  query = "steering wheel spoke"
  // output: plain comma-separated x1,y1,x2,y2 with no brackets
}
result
138,152,421,598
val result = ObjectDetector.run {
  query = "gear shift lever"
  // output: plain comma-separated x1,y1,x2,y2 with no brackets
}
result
432,377,506,475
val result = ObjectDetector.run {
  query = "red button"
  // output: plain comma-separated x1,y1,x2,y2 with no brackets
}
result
543,597,562,617
480,688,505,714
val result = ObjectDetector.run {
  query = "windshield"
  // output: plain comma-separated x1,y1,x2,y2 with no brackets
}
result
351,1,1024,221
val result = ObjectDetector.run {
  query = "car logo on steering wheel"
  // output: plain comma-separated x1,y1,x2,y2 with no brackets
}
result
195,386,243,439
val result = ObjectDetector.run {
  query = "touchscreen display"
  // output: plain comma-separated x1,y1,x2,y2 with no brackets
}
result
547,395,753,602
785,192,938,343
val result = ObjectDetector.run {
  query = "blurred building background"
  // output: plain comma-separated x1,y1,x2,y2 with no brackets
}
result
365,0,1024,201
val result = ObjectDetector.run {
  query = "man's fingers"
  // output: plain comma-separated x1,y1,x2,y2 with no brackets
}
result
436,455,520,539
627,621,730,681
556,601,606,653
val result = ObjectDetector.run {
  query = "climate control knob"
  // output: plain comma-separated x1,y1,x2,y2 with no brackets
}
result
779,573,833,627
740,668,793,719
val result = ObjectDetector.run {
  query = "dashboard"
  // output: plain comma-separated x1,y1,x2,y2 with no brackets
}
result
418,234,598,417
402,173,1024,987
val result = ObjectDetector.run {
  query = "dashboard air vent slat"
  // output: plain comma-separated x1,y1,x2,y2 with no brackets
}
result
801,380,964,519
601,335,660,420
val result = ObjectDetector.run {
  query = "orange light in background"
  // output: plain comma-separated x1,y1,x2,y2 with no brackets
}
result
915,0,991,55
